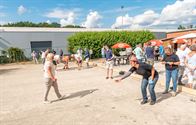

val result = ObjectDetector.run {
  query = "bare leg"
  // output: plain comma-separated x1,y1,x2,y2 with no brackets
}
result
106,69,109,78
110,69,113,78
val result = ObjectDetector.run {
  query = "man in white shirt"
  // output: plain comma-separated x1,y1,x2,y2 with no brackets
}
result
176,44,186,85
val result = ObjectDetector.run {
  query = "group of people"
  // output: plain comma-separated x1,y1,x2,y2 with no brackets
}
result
41,41,195,105
101,42,195,105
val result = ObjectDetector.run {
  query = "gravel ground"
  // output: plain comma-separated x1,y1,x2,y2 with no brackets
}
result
0,62,196,125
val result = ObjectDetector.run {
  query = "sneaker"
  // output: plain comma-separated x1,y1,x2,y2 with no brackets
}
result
106,77,109,79
149,101,156,105
43,100,51,104
110,77,113,79
171,91,177,97
162,90,168,94
140,100,148,105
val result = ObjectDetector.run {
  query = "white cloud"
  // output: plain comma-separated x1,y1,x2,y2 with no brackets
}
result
45,8,77,27
17,5,27,15
45,8,77,19
111,10,159,28
46,20,51,24
112,0,196,29
82,11,102,28
111,14,133,28
59,12,75,27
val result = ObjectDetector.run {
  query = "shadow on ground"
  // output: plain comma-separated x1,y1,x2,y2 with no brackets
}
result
0,68,21,75
57,66,94,72
51,89,98,103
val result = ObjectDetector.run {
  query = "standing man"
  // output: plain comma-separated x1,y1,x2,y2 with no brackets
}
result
133,44,144,63
84,48,90,67
176,44,186,85
31,51,39,64
59,49,63,60
145,42,155,65
159,45,165,58
105,46,114,79
162,47,180,96
115,56,159,105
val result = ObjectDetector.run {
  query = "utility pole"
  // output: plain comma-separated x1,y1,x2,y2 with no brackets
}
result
121,5,124,29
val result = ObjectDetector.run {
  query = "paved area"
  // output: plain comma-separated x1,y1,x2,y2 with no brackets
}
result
0,62,196,125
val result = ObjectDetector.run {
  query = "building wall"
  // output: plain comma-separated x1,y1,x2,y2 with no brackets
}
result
167,29,196,38
0,32,73,57
0,30,166,57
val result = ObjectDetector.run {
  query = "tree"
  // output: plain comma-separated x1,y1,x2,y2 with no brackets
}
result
63,25,85,28
178,25,186,30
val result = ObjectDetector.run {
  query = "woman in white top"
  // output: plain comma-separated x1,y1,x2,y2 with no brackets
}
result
43,53,62,103
185,45,196,88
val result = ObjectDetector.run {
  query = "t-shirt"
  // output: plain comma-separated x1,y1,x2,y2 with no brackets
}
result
159,46,164,55
163,54,180,70
129,63,158,79
44,61,55,78
133,47,143,60
186,54,196,68
74,54,82,61
145,46,154,59
176,49,186,66
105,49,113,61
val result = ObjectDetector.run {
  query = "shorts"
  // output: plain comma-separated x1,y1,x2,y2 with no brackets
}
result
85,58,89,62
106,60,114,69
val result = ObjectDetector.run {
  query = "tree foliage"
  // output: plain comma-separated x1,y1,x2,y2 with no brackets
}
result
0,47,26,64
68,31,155,58
1,21,84,28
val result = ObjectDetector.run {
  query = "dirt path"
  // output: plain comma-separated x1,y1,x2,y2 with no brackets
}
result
0,63,196,125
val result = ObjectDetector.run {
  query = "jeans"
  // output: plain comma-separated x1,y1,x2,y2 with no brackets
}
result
178,66,185,84
141,75,159,102
165,69,178,92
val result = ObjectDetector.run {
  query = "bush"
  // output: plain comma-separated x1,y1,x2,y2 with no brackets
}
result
0,56,9,64
68,31,155,58
0,47,26,64
7,47,26,62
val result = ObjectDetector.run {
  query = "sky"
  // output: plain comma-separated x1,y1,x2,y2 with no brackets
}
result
0,0,196,29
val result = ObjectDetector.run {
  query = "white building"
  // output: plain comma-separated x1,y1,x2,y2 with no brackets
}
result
0,27,177,57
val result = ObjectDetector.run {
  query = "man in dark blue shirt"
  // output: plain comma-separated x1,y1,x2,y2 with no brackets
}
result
84,48,90,67
145,42,155,65
105,46,114,79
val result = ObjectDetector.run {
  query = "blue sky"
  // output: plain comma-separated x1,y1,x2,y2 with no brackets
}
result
0,0,196,29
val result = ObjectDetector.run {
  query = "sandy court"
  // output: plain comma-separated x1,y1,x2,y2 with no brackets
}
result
0,63,196,125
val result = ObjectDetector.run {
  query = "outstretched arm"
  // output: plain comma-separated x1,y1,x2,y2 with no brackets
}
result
114,71,133,82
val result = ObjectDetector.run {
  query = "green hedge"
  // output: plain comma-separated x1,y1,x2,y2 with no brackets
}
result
0,47,26,64
68,31,155,58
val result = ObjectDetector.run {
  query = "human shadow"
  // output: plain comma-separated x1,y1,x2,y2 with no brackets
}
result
57,66,94,72
0,68,21,75
51,89,98,103
156,92,172,103
135,90,177,103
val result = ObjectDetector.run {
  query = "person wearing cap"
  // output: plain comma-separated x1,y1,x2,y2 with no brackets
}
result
114,55,159,105
162,47,180,96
